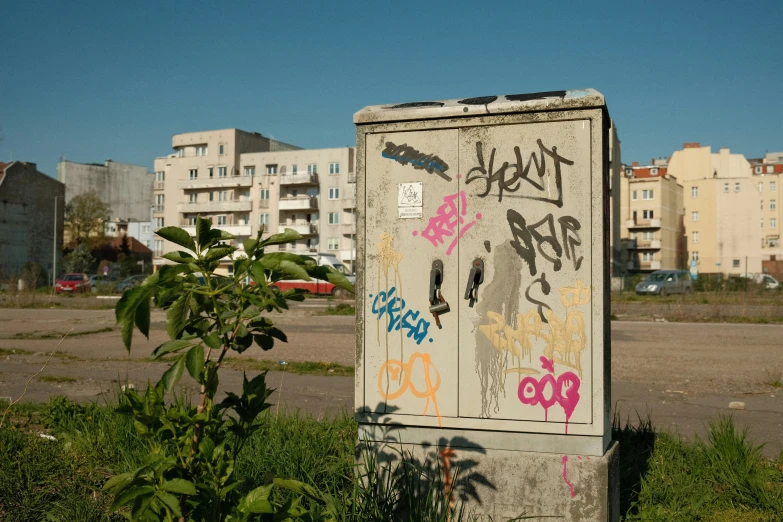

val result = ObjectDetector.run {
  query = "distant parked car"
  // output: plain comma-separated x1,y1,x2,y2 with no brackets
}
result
116,274,146,293
55,273,91,294
89,274,120,293
636,270,692,296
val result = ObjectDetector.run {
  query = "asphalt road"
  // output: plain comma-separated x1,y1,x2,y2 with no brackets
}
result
1,306,781,457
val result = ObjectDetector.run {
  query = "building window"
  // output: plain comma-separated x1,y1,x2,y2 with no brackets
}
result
291,164,298,174
260,213,270,225
755,166,763,174
260,189,270,200
155,194,165,211
328,238,339,250
154,217,164,229
217,215,227,226
770,181,777,192
142,224,150,234
735,182,740,192
692,231,699,244
329,162,340,175
307,163,317,174
692,211,699,221
266,165,277,175
642,189,654,200
328,212,340,224
642,231,655,240
632,190,637,201
156,171,165,182
641,252,654,262
733,259,740,268
759,182,763,192
189,169,198,180
328,188,340,200
209,192,214,202
196,146,207,156
772,218,778,229
189,193,197,203
244,166,255,177
761,200,764,210
218,166,227,178
770,238,780,248
691,186,698,198
723,183,729,193
219,144,225,155
692,251,699,261
768,165,774,174
154,240,163,256
642,209,654,219
208,167,214,178
771,200,777,210
219,191,228,201
761,218,764,229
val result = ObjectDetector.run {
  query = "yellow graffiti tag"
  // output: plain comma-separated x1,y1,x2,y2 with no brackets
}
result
479,280,591,378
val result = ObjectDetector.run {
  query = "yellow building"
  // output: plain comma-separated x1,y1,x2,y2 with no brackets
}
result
751,152,783,277
668,143,761,275
618,163,684,272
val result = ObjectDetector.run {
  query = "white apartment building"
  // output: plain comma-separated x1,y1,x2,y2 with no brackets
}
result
152,129,356,274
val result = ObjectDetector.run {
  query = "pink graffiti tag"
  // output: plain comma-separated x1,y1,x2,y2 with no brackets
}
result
418,191,482,255
562,456,576,498
517,356,581,433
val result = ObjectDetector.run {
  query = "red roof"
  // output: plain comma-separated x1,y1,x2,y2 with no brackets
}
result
751,164,783,175
110,235,153,254
0,162,9,183
629,166,668,178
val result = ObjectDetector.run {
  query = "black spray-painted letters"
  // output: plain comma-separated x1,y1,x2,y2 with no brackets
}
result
507,209,584,277
382,142,451,181
466,139,573,206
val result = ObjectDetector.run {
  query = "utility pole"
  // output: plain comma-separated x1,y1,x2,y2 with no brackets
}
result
52,196,58,285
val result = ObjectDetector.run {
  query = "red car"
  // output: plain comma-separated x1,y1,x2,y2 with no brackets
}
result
55,273,91,294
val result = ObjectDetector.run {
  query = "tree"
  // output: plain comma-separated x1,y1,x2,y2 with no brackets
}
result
106,219,353,520
62,242,95,274
65,191,112,245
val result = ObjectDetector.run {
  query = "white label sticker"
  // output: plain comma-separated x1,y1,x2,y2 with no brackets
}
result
398,182,423,219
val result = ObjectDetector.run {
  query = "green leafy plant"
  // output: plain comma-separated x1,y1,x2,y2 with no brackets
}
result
106,218,353,521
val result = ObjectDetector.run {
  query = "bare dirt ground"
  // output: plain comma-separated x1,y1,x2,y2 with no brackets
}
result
1,304,781,457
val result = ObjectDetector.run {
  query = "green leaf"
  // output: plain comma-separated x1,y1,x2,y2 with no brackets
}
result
160,478,196,495
240,484,275,514
102,471,134,492
161,251,197,264
155,491,183,517
243,238,258,254
151,340,192,359
160,355,186,392
311,265,354,293
253,334,274,351
195,215,211,249
166,293,192,339
134,292,150,340
276,260,312,281
156,226,196,252
185,344,205,382
260,228,302,247
115,285,153,352
204,246,236,262
266,327,287,343
109,485,155,512
249,261,267,287
203,332,222,350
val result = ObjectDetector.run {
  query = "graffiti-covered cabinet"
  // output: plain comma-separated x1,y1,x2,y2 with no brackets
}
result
356,90,610,453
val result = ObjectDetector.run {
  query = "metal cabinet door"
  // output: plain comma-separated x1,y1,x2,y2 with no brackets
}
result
363,129,460,425
456,120,594,430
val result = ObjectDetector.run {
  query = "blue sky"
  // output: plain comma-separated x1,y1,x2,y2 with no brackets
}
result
1,1,781,177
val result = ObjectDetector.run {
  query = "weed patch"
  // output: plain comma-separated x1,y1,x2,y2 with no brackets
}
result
13,327,113,340
320,303,356,316
37,375,78,384
224,358,354,377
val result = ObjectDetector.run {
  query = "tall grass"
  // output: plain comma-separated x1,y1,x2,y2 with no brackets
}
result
2,397,782,521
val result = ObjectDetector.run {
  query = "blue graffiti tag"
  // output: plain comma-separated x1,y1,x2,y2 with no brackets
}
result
371,287,431,344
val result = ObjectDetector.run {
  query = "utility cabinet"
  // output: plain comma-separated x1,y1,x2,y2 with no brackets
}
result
354,90,612,456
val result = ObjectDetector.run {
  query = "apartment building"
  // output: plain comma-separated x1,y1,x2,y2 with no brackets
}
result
152,129,356,273
668,143,761,275
618,162,684,272
751,152,783,276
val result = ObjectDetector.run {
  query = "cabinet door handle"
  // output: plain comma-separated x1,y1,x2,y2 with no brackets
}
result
464,258,484,307
428,260,450,329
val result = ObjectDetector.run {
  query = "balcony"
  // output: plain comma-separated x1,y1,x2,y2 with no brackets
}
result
342,196,356,209
154,181,165,191
279,173,319,185
340,249,357,262
153,204,165,213
177,200,252,213
282,223,318,235
341,222,356,235
180,220,252,237
178,176,253,189
347,172,356,183
626,218,661,229
639,261,662,270
258,199,271,209
277,244,318,254
631,239,662,249
279,196,318,210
